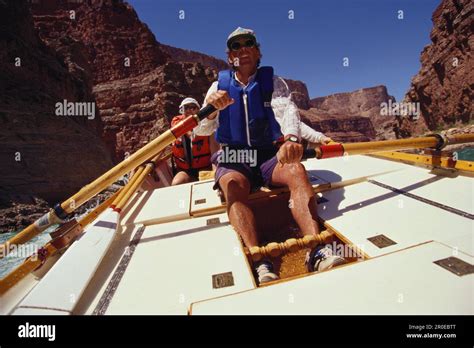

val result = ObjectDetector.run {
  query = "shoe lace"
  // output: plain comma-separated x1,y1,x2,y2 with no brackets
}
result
305,246,334,267
317,246,333,260
256,261,273,275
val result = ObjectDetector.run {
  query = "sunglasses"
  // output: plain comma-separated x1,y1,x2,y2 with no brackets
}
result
230,39,256,51
183,105,198,110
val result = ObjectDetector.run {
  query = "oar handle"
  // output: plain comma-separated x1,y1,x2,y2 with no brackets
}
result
171,104,217,139
301,145,346,161
197,104,217,121
302,148,317,160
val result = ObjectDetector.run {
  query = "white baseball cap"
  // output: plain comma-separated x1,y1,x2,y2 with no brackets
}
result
226,27,258,49
179,97,200,113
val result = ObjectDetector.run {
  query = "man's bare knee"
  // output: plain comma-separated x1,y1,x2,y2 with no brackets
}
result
288,162,306,175
283,163,308,186
220,173,250,202
228,177,249,191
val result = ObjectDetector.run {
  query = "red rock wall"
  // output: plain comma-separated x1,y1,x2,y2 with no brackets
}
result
299,111,376,143
396,0,473,137
31,0,169,84
309,85,397,140
93,62,218,159
30,0,219,161
161,44,228,72
0,0,114,232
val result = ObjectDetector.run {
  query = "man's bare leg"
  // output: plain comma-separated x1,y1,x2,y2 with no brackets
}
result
219,171,279,283
271,163,320,236
271,163,347,272
218,171,259,247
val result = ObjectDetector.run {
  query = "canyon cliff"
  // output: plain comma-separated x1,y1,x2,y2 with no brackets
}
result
306,86,396,141
0,0,115,232
396,0,472,137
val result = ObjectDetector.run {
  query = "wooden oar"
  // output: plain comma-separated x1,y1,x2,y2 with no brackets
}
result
0,151,171,296
0,156,158,295
0,106,215,258
304,133,474,160
0,189,121,295
173,169,402,221
9,155,161,314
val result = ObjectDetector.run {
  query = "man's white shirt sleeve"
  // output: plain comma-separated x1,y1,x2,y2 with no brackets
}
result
271,76,300,138
300,122,326,143
271,76,327,142
193,81,219,136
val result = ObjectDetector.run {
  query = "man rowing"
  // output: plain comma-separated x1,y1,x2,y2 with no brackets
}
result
194,27,346,284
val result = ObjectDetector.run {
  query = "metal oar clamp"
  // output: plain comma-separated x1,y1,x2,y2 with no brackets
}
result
32,247,49,271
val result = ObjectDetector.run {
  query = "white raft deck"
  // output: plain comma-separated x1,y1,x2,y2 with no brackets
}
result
4,155,473,315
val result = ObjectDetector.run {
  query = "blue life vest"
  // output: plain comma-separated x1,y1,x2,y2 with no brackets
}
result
216,66,282,148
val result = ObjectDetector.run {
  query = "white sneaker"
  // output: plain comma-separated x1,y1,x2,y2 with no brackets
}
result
305,245,347,272
254,260,279,284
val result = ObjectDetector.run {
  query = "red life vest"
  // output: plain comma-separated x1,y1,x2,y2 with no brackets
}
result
171,115,212,170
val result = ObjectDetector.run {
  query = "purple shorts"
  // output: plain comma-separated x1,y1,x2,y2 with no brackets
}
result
212,147,279,191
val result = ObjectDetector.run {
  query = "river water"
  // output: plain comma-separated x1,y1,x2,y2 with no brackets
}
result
0,226,55,279
457,147,474,161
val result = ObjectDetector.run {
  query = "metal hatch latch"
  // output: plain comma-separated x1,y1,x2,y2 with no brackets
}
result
212,272,235,289
433,257,474,277
206,217,220,226
367,234,397,249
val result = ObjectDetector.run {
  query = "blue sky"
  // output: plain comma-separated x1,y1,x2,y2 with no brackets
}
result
127,0,440,101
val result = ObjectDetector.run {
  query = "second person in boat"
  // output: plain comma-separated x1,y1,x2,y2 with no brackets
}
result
170,97,214,185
